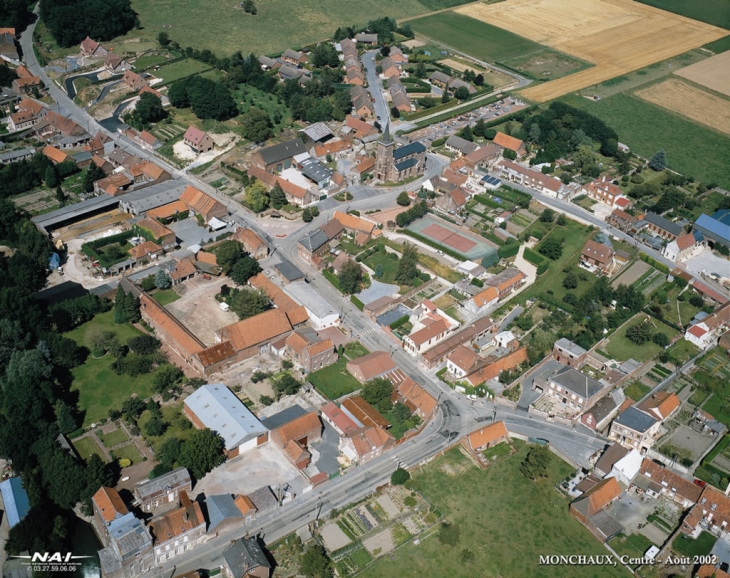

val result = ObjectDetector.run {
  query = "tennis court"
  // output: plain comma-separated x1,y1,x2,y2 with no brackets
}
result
408,215,497,261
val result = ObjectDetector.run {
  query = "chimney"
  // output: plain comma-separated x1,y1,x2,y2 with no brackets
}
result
183,512,189,522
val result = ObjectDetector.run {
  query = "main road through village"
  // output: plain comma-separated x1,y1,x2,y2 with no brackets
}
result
18,15,729,577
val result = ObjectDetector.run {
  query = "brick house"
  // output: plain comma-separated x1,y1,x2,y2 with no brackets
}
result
180,185,227,223
493,132,526,157
215,308,295,361
122,70,148,92
552,338,587,367
339,426,394,464
582,176,627,208
643,212,683,241
466,421,509,452
270,412,322,470
92,487,128,545
80,36,108,58
607,406,660,451
534,366,609,415
580,239,615,275
396,377,437,420
485,267,526,299
221,537,272,578
135,217,176,246
234,228,268,259
569,477,622,542
148,492,206,565
346,351,396,384
134,468,191,512
297,229,330,268
608,209,637,232
250,138,306,173
285,331,335,373
681,486,730,537
183,126,214,153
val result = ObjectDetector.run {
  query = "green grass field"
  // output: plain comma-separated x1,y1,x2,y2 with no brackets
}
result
138,404,197,453
604,313,678,363
561,93,730,189
609,533,656,568
672,531,717,558
155,58,214,84
131,0,430,57
99,428,129,448
111,443,143,465
363,251,400,285
636,0,730,29
343,342,370,360
308,359,362,401
361,443,629,578
66,311,159,426
409,12,544,63
623,381,651,401
72,437,106,461
133,50,181,70
152,289,180,305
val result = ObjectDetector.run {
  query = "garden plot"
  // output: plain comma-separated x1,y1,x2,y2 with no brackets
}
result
660,425,717,465
321,523,352,551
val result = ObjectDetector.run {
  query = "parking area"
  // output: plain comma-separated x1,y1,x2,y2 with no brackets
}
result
711,534,730,568
684,247,730,281
165,275,237,345
168,218,222,247
660,424,717,464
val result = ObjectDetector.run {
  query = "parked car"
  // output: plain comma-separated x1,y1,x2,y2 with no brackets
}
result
694,479,707,488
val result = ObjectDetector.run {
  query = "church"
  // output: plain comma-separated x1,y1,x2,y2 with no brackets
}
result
374,125,427,183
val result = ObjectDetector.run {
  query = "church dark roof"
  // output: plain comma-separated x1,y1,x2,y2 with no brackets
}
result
393,141,426,160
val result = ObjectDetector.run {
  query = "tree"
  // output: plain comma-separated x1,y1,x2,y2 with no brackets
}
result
145,416,167,437
557,213,567,226
473,118,487,138
310,206,320,217
133,93,167,128
390,106,400,119
648,149,667,171
178,428,225,479
229,255,262,285
361,377,393,414
242,0,257,14
127,335,161,355
441,91,450,104
230,288,270,320
539,208,555,223
270,182,286,209
380,45,391,57
626,321,653,345
302,208,313,222
395,244,418,285
396,192,410,206
538,237,563,261
83,162,105,192
167,80,190,108
689,294,704,308
520,445,551,480
216,240,244,274
155,269,171,289
241,107,273,142
391,467,410,485
474,73,484,86
114,286,129,324
419,96,436,109
157,437,181,468
338,260,362,294
39,0,137,48
563,272,578,289
55,185,65,204
45,166,58,188
157,31,170,46
55,400,77,434
374,263,383,278
301,544,333,578
454,86,470,101
415,62,427,78
652,332,670,347
152,364,184,395
246,181,270,212
273,374,301,397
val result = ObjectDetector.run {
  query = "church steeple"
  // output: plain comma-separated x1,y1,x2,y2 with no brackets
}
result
374,122,395,182
382,122,391,145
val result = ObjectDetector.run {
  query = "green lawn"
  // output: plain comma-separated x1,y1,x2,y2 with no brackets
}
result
666,337,701,365
111,443,143,465
609,533,656,568
138,403,198,454
344,342,370,360
72,437,106,461
133,50,180,70
561,93,730,189
409,12,545,63
636,0,730,29
671,531,717,558
361,443,629,578
308,359,362,401
155,58,214,84
363,251,400,285
623,381,651,401
99,428,129,448
131,0,430,57
604,313,678,363
152,289,181,305
66,311,159,426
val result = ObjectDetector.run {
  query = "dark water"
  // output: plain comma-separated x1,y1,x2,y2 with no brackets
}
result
71,520,101,578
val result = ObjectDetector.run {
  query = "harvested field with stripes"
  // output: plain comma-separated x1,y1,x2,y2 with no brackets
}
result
675,51,730,97
455,0,727,102
635,79,730,135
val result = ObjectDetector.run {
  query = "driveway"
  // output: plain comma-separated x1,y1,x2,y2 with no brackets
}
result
518,358,562,409
310,421,341,476
711,533,730,568
358,279,400,305
683,247,730,281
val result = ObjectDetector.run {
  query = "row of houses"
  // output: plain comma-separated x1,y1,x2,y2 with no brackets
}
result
427,70,476,96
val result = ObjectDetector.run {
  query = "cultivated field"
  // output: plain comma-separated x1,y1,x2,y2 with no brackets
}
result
636,79,730,135
636,0,730,29
501,48,590,80
455,0,727,102
676,51,730,96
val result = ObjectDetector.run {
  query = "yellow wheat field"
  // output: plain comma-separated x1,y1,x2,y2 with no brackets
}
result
675,51,730,97
635,79,730,135
456,0,728,102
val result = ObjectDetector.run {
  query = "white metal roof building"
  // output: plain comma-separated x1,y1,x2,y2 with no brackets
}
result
285,280,340,330
184,384,269,456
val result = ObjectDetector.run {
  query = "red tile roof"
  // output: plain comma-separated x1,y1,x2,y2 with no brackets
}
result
466,346,527,386
407,319,449,347
342,397,390,429
638,392,680,420
220,308,293,351
273,411,321,445
467,421,508,450
397,377,436,417
493,132,524,153
321,402,361,436
93,487,128,522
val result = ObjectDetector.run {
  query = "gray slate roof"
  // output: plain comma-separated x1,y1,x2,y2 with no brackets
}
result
299,156,333,183
429,71,451,84
108,513,152,559
550,366,604,400
554,337,587,358
32,194,119,232
257,137,306,165
613,406,657,433
120,181,189,214
298,229,329,252
445,135,479,155
222,537,271,577
393,141,426,160
644,212,683,236
207,494,242,534
134,467,190,501
394,158,418,172
275,261,304,281
300,122,333,142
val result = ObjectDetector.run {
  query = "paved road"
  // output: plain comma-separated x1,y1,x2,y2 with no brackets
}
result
361,50,390,125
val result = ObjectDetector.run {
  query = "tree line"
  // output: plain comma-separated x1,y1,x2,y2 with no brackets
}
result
39,0,137,48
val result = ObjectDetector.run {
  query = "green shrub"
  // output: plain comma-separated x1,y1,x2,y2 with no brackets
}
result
498,243,519,259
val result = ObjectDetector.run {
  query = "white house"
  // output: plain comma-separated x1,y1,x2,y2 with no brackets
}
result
285,281,340,330
465,286,499,316
606,449,642,486
684,322,713,349
494,330,516,349
446,345,481,379
662,231,703,263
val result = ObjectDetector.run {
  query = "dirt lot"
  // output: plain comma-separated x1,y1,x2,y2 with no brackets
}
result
502,49,587,80
611,260,650,289
636,78,730,135
165,275,238,345
456,0,727,102
676,50,730,97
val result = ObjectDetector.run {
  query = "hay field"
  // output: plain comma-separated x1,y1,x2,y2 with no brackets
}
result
635,79,730,136
676,51,730,97
456,0,728,102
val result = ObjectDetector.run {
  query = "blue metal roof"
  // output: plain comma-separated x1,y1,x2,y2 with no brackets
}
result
696,213,730,244
393,141,426,160
0,478,30,529
712,209,730,225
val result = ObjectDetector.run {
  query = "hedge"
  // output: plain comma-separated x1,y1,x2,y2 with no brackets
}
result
323,270,343,293
498,243,519,259
473,194,504,210
351,295,364,311
481,231,505,246
81,230,135,268
389,315,410,330
536,262,549,275
523,247,545,267
640,253,670,275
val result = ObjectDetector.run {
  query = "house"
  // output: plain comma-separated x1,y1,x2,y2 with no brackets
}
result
0,30,18,63
321,402,361,436
485,267,527,298
258,55,280,70
206,494,244,536
445,135,479,157
122,70,148,92
270,412,322,470
403,319,452,357
43,145,71,165
608,209,637,232
580,239,615,275
92,487,128,545
553,338,587,367
128,240,162,261
435,188,468,215
662,231,703,262
148,492,206,565
582,177,628,208
281,48,305,66
466,346,527,386
0,478,29,530
128,128,163,152
605,448,643,486
11,65,41,95
93,172,133,196
379,56,400,78
580,389,626,432
643,212,683,241
183,126,214,153
390,88,411,113
355,32,378,44
286,331,335,373
496,159,564,196
685,301,730,348
466,421,509,452
234,228,268,259
594,443,629,477
352,90,375,117
464,143,501,172
608,406,660,451
569,477,623,542
344,116,379,141
389,46,408,64
184,384,269,458
397,377,437,420
7,98,45,131
428,71,451,88
221,537,272,578
446,345,481,379
134,467,192,512
313,139,353,159
535,366,609,415
180,185,227,223
493,132,526,157
634,458,702,509
682,485,730,537
297,229,330,267
339,426,395,464
216,308,295,360
332,211,376,237
346,351,396,384
342,397,390,429
251,138,306,173
638,392,680,421
465,286,499,315
135,217,176,246
448,77,476,94
80,36,108,58
422,315,493,369
694,210,730,248
104,54,131,74
170,257,198,285
97,513,154,578
34,110,87,142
